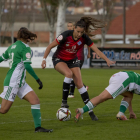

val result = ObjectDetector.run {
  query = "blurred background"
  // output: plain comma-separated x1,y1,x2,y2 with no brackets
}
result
0,0,140,68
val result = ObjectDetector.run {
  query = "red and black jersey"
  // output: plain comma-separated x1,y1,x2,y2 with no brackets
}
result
53,30,93,61
77,46,84,61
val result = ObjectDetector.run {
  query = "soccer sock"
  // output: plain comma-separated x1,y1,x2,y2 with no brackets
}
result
78,86,90,104
119,101,129,113
62,77,71,104
0,104,1,109
83,101,95,113
70,80,75,95
31,104,41,128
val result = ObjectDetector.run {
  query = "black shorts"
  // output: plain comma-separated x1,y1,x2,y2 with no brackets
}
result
52,57,80,69
79,60,84,69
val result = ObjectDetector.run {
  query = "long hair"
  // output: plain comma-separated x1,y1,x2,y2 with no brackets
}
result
17,27,37,42
75,16,106,36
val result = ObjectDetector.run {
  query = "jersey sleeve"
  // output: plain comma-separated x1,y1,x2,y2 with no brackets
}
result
56,31,68,45
2,48,9,60
21,46,32,64
83,34,94,47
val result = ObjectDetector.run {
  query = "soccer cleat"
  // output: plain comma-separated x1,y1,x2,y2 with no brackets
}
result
86,86,89,90
74,108,83,122
89,111,98,121
61,103,69,108
35,127,53,133
116,112,128,120
68,95,74,98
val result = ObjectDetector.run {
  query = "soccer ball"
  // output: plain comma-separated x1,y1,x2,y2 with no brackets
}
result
56,108,71,121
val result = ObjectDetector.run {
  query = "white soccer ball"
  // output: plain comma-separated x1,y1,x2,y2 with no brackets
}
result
56,108,71,121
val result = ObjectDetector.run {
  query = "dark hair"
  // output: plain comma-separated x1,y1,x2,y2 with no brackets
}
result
17,27,37,42
75,16,106,36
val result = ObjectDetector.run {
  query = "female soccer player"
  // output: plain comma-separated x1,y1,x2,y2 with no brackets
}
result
41,16,115,121
67,21,90,98
0,27,53,133
75,71,138,122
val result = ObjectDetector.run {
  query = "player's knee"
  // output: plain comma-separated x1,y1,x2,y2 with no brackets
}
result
75,83,83,89
65,71,73,78
30,98,40,105
0,108,9,114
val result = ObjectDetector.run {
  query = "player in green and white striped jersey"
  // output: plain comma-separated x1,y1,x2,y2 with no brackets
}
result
0,27,53,133
75,71,140,122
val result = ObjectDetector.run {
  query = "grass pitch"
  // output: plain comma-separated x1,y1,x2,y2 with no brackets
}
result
0,68,140,140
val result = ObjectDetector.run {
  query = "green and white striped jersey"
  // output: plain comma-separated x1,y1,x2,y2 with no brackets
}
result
124,71,140,94
1,40,32,87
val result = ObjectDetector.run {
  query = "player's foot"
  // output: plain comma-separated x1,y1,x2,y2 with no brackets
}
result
86,86,89,90
68,94,74,98
35,127,53,133
74,108,83,122
116,112,128,120
61,103,69,108
89,111,98,121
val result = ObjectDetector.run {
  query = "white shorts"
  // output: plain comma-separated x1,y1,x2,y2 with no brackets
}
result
0,83,33,102
105,72,129,99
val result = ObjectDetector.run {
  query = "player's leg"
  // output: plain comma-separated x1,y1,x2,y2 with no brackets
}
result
75,89,112,122
79,60,88,90
55,62,73,108
75,72,129,122
68,79,75,98
18,83,53,132
0,99,13,114
0,86,17,114
116,91,133,120
71,67,98,120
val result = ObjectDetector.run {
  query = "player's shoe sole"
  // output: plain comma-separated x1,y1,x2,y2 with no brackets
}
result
74,108,82,123
35,127,53,133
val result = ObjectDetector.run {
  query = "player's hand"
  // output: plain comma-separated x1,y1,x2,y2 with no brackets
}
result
41,60,46,69
106,59,116,67
129,112,137,119
36,79,43,89
87,54,91,59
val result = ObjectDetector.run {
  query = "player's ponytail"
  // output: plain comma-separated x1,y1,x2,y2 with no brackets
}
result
75,16,106,36
17,27,37,42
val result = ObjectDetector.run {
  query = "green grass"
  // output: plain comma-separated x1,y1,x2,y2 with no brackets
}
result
0,68,140,140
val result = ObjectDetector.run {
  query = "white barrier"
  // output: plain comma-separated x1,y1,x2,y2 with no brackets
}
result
0,47,89,68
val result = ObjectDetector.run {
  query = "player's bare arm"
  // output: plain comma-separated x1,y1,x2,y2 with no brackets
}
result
41,40,58,69
90,44,116,67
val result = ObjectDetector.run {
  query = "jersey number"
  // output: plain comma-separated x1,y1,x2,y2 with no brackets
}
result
9,53,14,68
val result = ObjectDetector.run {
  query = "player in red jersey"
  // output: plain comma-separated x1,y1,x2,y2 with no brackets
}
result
41,17,115,121
67,21,89,98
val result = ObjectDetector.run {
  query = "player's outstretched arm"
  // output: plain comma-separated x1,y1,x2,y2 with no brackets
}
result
127,95,137,119
41,40,58,69
87,46,91,59
90,44,116,67
24,63,43,89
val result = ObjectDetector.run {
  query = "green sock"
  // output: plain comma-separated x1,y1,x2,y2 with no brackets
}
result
119,101,129,113
83,101,95,113
0,104,1,109
31,104,41,128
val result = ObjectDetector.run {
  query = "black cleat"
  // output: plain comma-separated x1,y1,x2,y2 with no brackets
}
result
35,127,53,133
89,111,98,121
61,103,69,108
